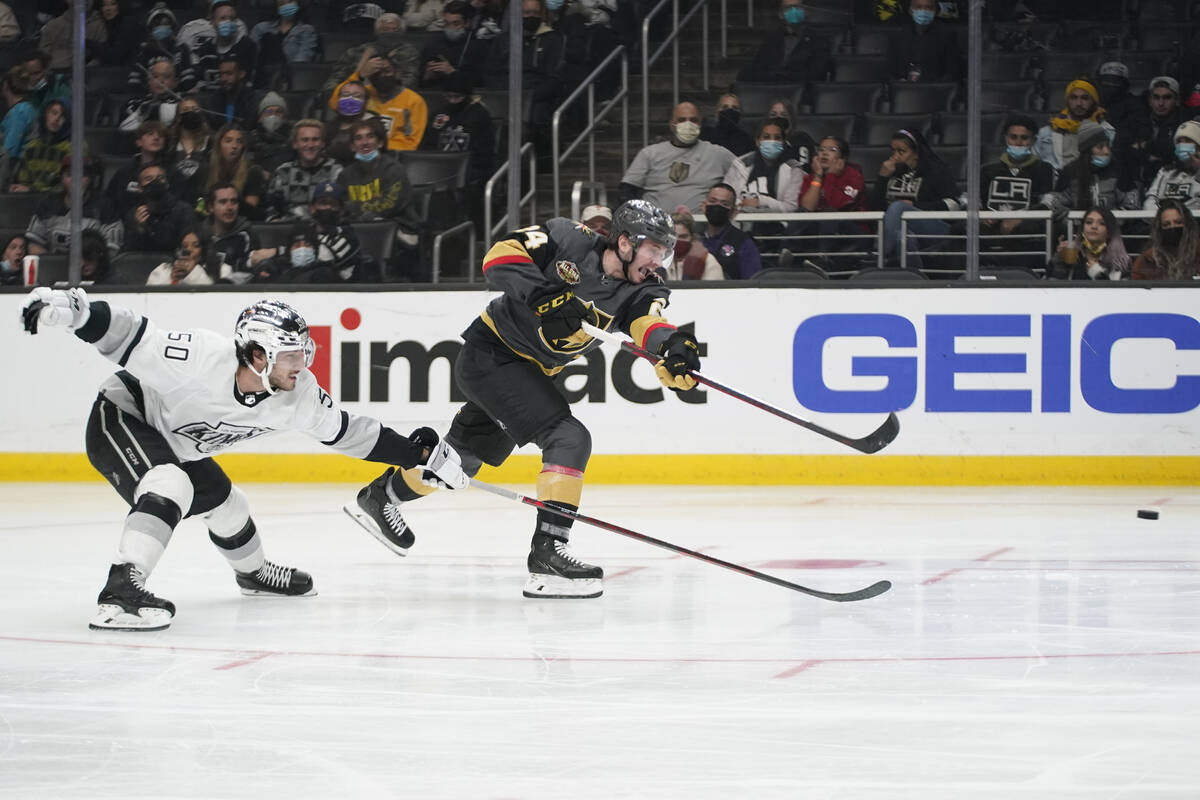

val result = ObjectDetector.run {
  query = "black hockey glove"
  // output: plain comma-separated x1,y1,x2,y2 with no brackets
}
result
529,285,589,343
654,330,700,392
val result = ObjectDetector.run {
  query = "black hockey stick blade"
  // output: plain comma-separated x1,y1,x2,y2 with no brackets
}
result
469,479,892,603
580,322,900,454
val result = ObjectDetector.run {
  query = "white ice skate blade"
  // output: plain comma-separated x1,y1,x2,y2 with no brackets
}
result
523,574,603,599
88,604,172,632
239,586,319,598
342,501,410,556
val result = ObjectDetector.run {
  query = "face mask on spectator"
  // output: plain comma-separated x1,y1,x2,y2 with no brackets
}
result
758,140,784,160
180,109,204,129
1091,154,1112,168
445,26,466,41
1177,142,1197,162
355,149,379,162
151,25,172,40
290,246,315,267
313,208,339,226
704,205,730,227
279,3,299,18
1006,144,1031,159
1161,227,1183,248
261,114,285,133
912,8,935,25
717,107,741,128
338,97,365,116
546,0,565,9
217,20,237,37
783,6,805,24
673,240,690,260
674,121,700,145
523,17,541,33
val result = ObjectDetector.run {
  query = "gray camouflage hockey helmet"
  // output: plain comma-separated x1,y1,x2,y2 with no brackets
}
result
234,299,316,369
609,199,676,261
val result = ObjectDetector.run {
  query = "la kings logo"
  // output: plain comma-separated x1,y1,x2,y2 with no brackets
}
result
174,421,275,453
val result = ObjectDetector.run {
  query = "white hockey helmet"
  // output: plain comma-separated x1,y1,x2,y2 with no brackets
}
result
234,300,315,392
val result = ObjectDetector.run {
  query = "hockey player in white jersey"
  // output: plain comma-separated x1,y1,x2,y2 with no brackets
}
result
19,291,468,631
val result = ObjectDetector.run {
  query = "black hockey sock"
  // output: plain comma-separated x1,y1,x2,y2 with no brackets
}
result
386,468,430,502
535,501,577,541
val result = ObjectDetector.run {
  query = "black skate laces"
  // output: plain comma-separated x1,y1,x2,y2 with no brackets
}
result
256,561,296,589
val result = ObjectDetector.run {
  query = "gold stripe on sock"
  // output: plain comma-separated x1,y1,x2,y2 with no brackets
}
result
399,467,439,496
536,468,583,506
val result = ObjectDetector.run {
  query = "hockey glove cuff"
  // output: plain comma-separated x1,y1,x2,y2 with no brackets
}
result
419,438,469,491
529,285,589,343
655,330,700,392
20,287,91,334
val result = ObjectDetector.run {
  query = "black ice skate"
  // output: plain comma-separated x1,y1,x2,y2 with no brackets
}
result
343,467,415,556
523,534,604,599
236,560,317,597
89,562,176,631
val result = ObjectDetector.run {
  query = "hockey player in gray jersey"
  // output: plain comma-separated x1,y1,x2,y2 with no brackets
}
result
345,200,702,599
19,294,468,631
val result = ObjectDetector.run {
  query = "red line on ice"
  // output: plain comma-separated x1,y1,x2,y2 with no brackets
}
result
921,547,1014,586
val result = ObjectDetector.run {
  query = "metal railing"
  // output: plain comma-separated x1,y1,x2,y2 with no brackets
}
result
431,220,477,284
551,46,629,216
482,142,538,261
570,181,610,221
899,210,1054,273
735,211,886,270
642,0,710,149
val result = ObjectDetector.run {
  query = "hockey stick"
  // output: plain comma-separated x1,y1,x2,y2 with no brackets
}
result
469,478,892,603
581,322,900,455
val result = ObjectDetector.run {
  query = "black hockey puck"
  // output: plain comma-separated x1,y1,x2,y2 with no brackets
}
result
1137,509,1159,520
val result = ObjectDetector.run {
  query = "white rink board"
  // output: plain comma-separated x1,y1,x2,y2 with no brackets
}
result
3,287,1200,456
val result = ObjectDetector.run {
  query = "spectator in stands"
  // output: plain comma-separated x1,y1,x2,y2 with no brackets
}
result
885,0,961,83
668,208,723,280
79,228,124,284
205,123,268,220
421,70,495,227
190,0,258,92
700,94,755,158
119,58,180,132
325,81,379,164
0,232,26,286
337,119,422,237
324,14,419,97
332,43,428,152
128,3,196,93
146,228,223,286
266,119,344,220
978,116,1055,258
420,1,493,91
725,120,805,213
26,155,121,257
484,0,565,162
9,100,76,194
1048,120,1141,216
1132,199,1200,280
404,0,447,31
308,181,375,282
737,0,833,85
620,101,737,214
700,182,761,279
250,92,294,174
251,0,319,90
793,135,869,254
1,67,36,164
1122,77,1188,189
580,204,611,236
1143,120,1200,211
766,98,816,170
168,95,214,207
1049,206,1129,280
1035,80,1114,173
105,120,170,220
38,2,105,72
464,0,506,40
0,4,19,49
205,52,261,128
123,162,197,251
873,128,959,268
18,49,70,113
247,220,341,283
199,182,263,279
90,0,142,69
1094,61,1140,133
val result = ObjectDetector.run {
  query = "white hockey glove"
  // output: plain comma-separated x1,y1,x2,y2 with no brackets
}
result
20,287,91,334
420,438,469,490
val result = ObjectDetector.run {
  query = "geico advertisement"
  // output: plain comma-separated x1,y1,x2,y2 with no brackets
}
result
3,288,1199,456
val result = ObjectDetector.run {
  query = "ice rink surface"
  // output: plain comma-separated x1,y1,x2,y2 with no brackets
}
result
1,481,1197,799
